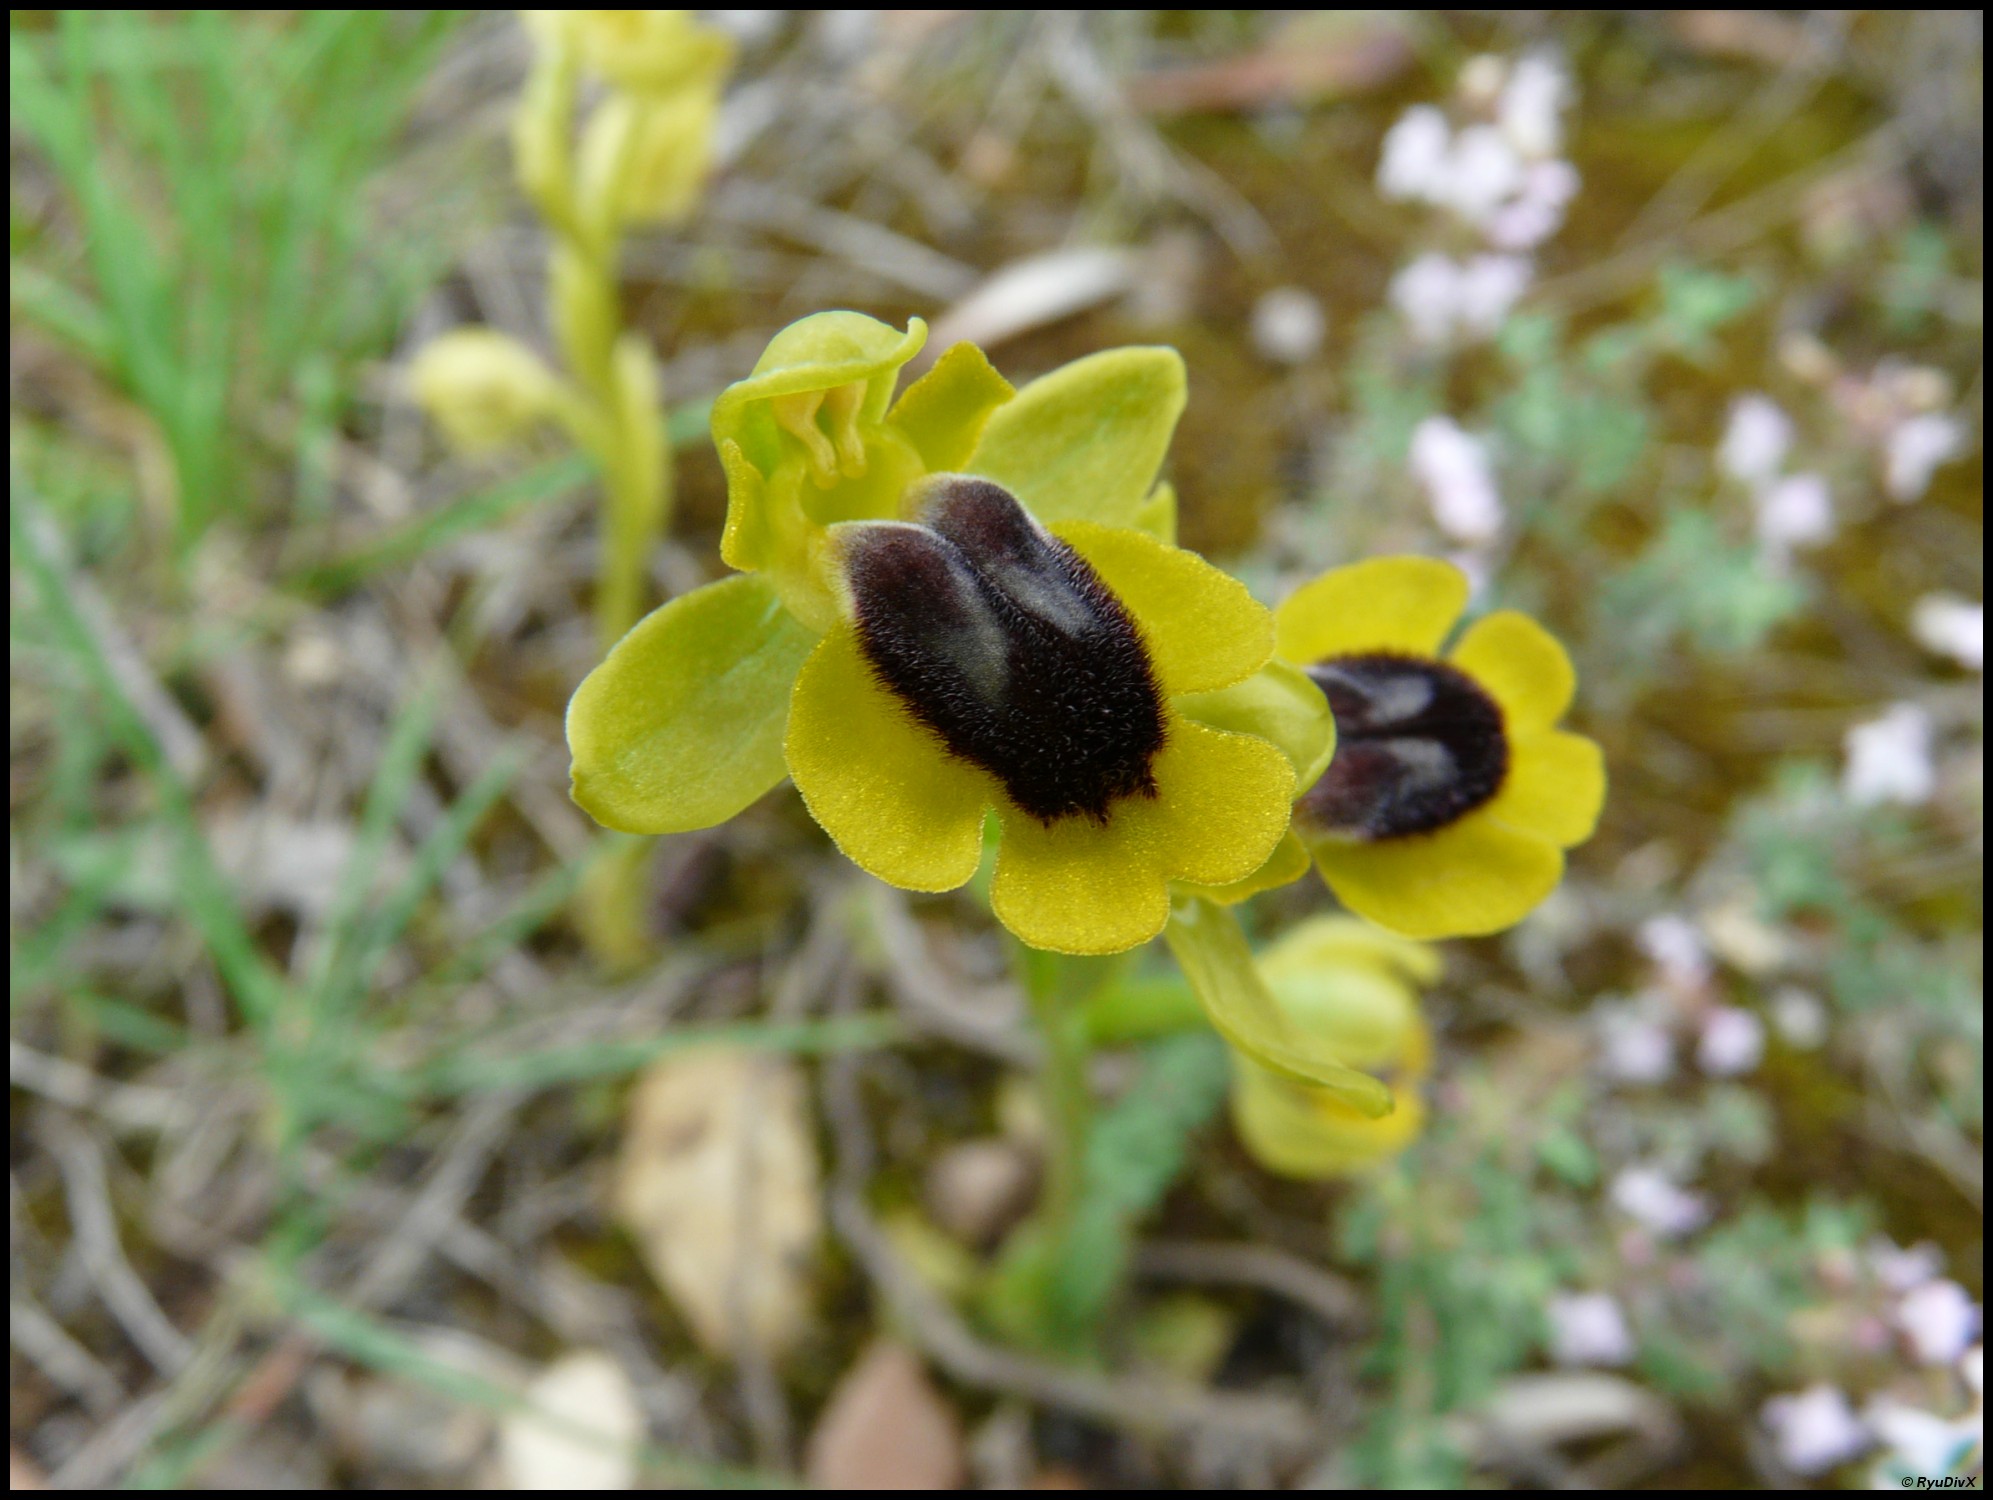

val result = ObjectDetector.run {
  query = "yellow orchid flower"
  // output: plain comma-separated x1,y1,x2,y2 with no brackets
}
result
787,476,1298,955
568,314,1335,961
1277,555,1606,939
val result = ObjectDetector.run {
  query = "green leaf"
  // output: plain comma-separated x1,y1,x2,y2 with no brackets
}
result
567,573,815,833
1162,897,1393,1117
966,346,1186,528
888,340,1014,472
1176,657,1335,792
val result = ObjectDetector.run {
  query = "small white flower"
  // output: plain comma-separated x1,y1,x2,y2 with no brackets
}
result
1637,914,1712,990
1440,123,1527,225
1455,253,1533,335
1898,1280,1982,1366
1869,1239,1944,1294
1754,472,1835,558
1842,703,1936,808
1884,412,1964,502
1409,416,1504,543
1378,105,1453,202
1763,1384,1871,1476
1611,1166,1710,1239
1389,253,1532,344
1719,394,1794,488
1696,1005,1766,1077
1864,1399,1979,1477
1770,985,1828,1048
1250,286,1326,366
1498,53,1570,160
1389,252,1465,343
1910,594,1984,671
1546,1291,1635,1367
1597,999,1676,1084
1483,159,1580,249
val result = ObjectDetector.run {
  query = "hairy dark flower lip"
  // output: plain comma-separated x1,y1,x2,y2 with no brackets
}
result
841,477,1167,824
1299,652,1507,840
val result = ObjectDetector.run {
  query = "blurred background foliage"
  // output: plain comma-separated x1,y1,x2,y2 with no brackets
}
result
9,10,1982,1489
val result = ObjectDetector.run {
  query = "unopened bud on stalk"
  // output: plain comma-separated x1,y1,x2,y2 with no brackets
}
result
409,329,565,455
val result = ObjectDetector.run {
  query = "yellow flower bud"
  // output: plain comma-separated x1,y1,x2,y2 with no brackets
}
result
409,329,564,455
1229,917,1436,1179
578,82,723,230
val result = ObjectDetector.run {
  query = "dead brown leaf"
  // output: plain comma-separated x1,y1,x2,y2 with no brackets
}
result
805,1342,965,1491
613,1048,823,1360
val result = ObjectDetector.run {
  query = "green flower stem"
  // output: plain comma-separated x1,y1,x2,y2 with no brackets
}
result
547,237,672,650
1015,942,1097,1241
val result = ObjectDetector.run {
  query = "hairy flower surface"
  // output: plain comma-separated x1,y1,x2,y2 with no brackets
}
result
1278,555,1604,939
1228,917,1436,1178
790,478,1297,955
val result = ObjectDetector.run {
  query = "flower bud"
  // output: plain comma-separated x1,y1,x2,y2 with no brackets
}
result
409,329,563,455
578,80,725,229
1228,917,1435,1179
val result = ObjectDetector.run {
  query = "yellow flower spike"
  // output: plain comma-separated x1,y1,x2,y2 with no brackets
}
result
1230,916,1436,1181
1277,556,1606,941
578,83,725,231
546,10,735,97
785,478,1297,956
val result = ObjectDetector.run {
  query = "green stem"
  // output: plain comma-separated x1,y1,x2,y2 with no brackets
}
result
1012,944,1100,1257
596,401,671,649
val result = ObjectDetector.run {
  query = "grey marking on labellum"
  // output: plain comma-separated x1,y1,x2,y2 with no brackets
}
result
1299,653,1506,840
842,477,1165,824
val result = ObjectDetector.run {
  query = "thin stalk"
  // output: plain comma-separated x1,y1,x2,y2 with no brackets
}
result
1014,943,1098,1254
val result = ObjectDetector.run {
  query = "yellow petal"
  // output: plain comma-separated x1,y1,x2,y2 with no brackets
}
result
886,341,1014,473
785,626,990,891
1306,813,1564,940
988,719,1290,955
1275,556,1468,665
1174,828,1309,905
1140,718,1295,888
991,808,1173,956
1447,610,1577,734
1175,657,1334,793
1485,729,1606,848
1054,522,1272,694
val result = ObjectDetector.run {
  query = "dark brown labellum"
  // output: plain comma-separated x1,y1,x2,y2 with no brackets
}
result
842,477,1166,824
1299,652,1507,840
